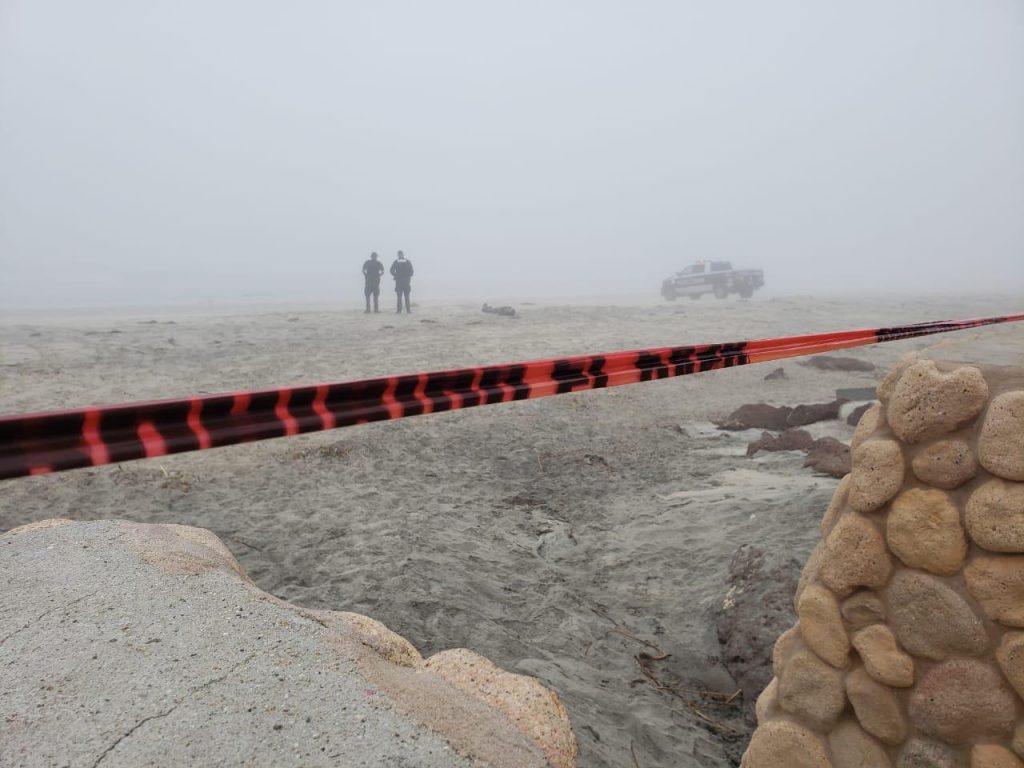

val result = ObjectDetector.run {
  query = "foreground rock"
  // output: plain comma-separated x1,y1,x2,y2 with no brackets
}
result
719,400,845,431
742,359,1024,767
0,520,576,768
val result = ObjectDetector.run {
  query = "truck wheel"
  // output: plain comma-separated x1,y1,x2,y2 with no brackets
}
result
661,281,677,300
739,288,753,299
713,285,728,299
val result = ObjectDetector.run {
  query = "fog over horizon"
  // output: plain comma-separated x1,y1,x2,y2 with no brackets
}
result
1,1,1022,309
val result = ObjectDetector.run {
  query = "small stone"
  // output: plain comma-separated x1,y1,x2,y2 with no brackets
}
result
778,649,846,733
846,666,907,745
964,555,1024,627
978,391,1024,481
819,514,893,595
797,585,850,668
851,404,883,450
841,591,886,629
849,440,905,513
898,739,964,768
972,744,1024,768
821,476,851,539
886,569,988,660
773,625,801,678
886,488,968,575
909,659,1016,743
996,632,1024,701
851,624,915,687
885,361,989,444
828,720,892,768
911,439,978,490
966,480,1024,553
741,720,832,768
755,677,779,724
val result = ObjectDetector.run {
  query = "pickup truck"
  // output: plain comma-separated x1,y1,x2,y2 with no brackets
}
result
660,260,765,300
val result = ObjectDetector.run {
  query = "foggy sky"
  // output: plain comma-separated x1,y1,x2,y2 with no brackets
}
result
1,1,1022,307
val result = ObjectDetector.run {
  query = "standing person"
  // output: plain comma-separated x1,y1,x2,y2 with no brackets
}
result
362,252,384,313
390,250,414,313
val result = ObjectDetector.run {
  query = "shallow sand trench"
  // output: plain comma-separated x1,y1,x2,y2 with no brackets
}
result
2,295,1021,766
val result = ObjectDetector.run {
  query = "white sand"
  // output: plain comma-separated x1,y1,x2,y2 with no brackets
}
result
2,294,1021,766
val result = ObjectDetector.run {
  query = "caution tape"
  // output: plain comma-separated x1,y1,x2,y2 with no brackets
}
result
1,314,1021,480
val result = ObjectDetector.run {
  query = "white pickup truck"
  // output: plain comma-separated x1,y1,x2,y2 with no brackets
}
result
660,260,765,300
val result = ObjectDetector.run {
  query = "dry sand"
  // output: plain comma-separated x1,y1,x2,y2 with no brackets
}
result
2,294,1022,767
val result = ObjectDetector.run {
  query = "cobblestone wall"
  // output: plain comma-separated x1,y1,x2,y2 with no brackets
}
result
743,359,1024,768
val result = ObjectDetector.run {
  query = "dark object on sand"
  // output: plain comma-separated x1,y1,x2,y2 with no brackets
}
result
715,545,801,720
803,437,852,478
717,399,845,431
846,402,875,426
799,356,875,372
785,399,846,428
716,404,792,431
482,303,516,317
746,428,815,457
763,367,787,381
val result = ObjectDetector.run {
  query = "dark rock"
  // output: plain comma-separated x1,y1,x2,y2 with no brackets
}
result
746,428,815,457
763,367,787,381
803,437,852,478
716,403,792,431
785,399,846,428
715,545,801,720
482,303,516,317
846,402,875,426
799,356,875,372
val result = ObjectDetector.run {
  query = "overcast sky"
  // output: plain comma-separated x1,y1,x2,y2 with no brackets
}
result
1,1,1022,307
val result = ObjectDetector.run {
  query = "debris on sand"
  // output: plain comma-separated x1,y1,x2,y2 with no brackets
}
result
763,367,787,381
799,355,875,372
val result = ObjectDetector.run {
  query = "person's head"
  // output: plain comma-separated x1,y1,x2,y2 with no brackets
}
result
397,250,405,260
370,252,378,261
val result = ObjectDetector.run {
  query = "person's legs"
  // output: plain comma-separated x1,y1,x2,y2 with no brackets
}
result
396,287,403,313
371,287,380,312
403,288,411,312
364,285,372,313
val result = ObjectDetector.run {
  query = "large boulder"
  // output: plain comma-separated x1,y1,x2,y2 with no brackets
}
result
0,520,577,768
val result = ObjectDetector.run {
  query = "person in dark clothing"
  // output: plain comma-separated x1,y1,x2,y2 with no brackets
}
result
362,252,385,313
390,250,414,313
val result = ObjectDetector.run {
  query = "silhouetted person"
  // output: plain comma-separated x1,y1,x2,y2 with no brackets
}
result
362,252,384,313
390,250,414,313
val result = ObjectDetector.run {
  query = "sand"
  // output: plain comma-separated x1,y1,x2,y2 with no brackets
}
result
2,294,1022,767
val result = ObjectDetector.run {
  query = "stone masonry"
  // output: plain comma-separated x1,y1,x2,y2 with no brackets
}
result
742,359,1024,768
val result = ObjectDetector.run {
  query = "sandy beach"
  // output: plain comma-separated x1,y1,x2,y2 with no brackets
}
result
2,294,1022,767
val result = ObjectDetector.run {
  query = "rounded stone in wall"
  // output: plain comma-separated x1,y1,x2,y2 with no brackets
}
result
741,720,832,768
846,666,907,746
819,514,893,595
885,569,988,660
885,361,988,444
995,631,1024,701
841,590,887,629
978,391,1024,482
778,649,847,733
797,584,850,668
964,555,1024,627
911,439,978,490
886,488,968,576
908,659,1016,743
966,479,1024,553
851,404,883,450
828,720,892,768
849,439,905,513
851,624,915,688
